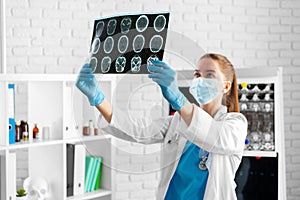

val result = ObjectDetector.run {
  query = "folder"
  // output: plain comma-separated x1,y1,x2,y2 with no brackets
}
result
73,144,86,195
63,86,77,139
8,83,15,144
94,157,102,190
8,118,15,144
7,152,16,199
0,155,4,199
89,157,100,192
84,156,95,192
66,144,75,197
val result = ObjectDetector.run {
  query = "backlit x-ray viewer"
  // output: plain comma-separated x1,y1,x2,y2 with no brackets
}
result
76,53,248,199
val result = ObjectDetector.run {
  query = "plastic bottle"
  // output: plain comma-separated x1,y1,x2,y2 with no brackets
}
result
89,120,94,136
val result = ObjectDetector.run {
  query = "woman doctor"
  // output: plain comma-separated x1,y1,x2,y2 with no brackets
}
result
76,53,248,200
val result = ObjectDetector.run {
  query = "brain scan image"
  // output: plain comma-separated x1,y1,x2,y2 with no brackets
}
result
147,55,159,67
89,57,98,72
150,35,163,53
95,21,105,37
133,35,145,53
101,56,111,73
120,17,132,34
115,56,126,73
91,12,169,74
104,36,114,54
136,15,149,32
154,15,166,32
118,35,129,54
91,38,101,54
107,19,117,35
131,55,142,73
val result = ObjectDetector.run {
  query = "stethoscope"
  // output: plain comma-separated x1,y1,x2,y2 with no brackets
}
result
182,140,209,171
198,149,209,170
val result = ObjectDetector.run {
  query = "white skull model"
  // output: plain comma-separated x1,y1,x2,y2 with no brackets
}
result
24,177,49,200
131,56,142,73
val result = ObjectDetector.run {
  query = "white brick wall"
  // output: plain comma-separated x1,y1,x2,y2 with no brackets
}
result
4,0,300,199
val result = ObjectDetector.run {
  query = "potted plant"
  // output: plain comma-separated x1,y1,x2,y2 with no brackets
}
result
16,188,27,200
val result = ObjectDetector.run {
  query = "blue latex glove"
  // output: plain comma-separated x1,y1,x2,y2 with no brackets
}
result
76,63,105,106
147,60,187,110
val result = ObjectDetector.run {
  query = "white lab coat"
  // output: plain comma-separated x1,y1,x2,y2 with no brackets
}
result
98,104,248,200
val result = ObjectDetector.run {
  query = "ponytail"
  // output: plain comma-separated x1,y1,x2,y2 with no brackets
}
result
225,72,240,112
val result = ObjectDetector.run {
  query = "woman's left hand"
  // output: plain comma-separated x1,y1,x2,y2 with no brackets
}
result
147,60,187,110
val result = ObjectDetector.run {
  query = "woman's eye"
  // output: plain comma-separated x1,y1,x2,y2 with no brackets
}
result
206,73,214,78
193,73,200,78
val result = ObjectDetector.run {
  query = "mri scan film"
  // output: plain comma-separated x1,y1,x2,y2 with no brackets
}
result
90,12,170,74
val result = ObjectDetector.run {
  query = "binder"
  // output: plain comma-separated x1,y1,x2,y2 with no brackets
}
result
89,157,100,192
8,83,15,144
84,156,95,192
63,86,77,139
66,144,74,197
73,144,86,195
0,155,3,200
8,118,15,144
94,157,102,190
7,152,16,199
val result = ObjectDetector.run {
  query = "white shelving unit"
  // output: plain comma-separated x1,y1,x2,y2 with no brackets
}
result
0,74,116,200
236,67,286,200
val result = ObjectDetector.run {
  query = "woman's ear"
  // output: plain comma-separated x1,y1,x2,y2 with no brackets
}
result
223,81,232,94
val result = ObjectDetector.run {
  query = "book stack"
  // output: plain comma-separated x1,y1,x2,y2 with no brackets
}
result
84,156,103,193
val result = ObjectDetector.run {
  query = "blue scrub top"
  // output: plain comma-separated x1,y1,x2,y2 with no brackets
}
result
165,141,209,200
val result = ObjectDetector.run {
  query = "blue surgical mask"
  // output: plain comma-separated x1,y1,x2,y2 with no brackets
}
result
189,78,222,105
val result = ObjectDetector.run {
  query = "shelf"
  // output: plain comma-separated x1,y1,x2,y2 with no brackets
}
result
64,134,112,144
67,189,111,200
0,134,113,151
243,150,277,157
7,139,63,150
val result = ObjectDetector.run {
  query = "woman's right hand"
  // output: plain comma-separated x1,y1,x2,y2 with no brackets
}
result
76,63,105,106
